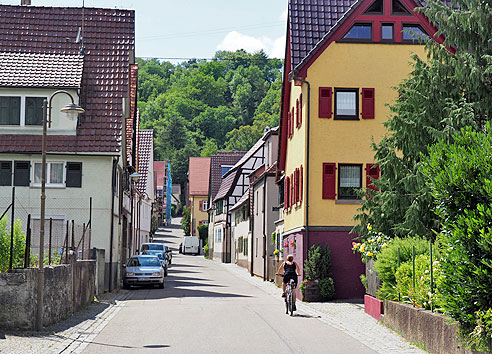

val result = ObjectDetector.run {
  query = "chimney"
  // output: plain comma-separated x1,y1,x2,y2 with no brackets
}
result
21,0,31,5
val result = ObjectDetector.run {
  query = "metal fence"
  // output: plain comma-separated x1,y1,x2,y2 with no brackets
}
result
0,187,92,270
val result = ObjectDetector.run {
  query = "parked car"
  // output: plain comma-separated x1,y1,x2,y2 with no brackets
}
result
123,255,164,289
182,236,199,255
142,250,168,276
141,242,172,264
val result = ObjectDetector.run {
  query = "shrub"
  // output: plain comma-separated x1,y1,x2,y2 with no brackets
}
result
304,244,331,281
422,125,492,350
203,243,209,259
319,277,335,299
181,206,191,235
373,236,435,300
0,218,26,272
394,254,444,311
197,224,208,242
352,223,390,263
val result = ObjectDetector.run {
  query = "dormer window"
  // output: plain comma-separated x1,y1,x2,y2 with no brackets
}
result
402,25,429,42
0,95,46,126
343,24,372,41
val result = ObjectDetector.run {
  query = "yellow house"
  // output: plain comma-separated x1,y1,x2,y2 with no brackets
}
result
278,0,440,299
188,157,211,236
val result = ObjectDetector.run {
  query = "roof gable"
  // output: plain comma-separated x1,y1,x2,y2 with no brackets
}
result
189,157,211,196
136,129,153,193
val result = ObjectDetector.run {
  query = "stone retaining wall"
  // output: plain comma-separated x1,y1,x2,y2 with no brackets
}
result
0,260,95,330
383,300,488,354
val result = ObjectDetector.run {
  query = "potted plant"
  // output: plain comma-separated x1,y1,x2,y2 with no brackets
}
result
302,245,335,302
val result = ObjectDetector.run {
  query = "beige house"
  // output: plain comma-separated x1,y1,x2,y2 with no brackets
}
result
188,157,211,237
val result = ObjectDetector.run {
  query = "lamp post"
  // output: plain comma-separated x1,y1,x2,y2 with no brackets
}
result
36,90,84,331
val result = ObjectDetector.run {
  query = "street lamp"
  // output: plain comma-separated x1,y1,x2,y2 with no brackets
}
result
36,90,84,331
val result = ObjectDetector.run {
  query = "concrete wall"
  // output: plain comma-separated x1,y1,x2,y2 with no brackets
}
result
383,301,489,354
0,260,96,330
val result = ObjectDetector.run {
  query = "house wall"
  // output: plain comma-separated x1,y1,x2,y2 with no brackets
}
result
0,153,114,261
306,42,426,227
0,88,80,135
231,209,249,269
190,195,208,236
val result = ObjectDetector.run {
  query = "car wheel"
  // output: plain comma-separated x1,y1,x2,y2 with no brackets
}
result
123,282,129,290
158,282,164,289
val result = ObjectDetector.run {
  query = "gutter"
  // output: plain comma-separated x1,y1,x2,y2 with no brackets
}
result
294,77,311,277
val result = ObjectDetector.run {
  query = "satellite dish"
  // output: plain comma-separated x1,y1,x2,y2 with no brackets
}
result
75,27,82,44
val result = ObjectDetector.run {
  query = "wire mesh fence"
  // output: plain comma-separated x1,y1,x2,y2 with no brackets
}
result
0,187,92,271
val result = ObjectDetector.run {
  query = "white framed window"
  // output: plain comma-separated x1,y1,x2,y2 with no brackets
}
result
202,200,208,211
32,161,66,187
215,227,223,243
0,94,47,126
334,89,358,120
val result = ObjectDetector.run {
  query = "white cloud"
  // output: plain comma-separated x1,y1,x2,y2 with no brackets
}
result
216,31,285,59
279,8,288,21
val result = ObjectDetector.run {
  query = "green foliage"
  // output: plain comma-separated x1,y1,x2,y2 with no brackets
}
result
423,125,492,351
373,236,434,300
354,0,492,240
299,279,308,296
138,50,282,187
304,245,331,281
0,218,26,272
360,274,368,291
197,224,208,242
319,277,335,300
203,243,209,259
394,255,444,311
181,206,191,235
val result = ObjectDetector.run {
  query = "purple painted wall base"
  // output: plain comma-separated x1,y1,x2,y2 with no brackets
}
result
283,229,365,300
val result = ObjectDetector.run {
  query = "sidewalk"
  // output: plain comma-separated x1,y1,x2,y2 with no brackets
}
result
0,290,132,354
220,262,427,354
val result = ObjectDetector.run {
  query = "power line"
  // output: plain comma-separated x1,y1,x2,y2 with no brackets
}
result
136,21,285,41
137,56,284,61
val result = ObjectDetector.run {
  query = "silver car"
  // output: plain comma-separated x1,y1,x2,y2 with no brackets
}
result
123,255,164,289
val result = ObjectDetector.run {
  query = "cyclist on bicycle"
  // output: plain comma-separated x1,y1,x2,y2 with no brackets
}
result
276,254,301,310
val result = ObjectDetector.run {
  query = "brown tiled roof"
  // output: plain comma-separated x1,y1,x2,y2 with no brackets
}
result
289,0,358,72
224,136,265,178
153,161,167,190
0,5,135,154
136,129,153,193
0,52,83,88
126,63,138,164
214,169,239,202
189,157,211,196
209,151,246,201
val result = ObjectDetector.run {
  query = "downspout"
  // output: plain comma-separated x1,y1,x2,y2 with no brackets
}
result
109,156,118,291
262,177,267,281
249,189,254,276
294,77,311,277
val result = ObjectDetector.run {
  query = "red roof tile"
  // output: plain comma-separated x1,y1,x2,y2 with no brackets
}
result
0,5,135,154
136,129,153,193
209,151,246,201
189,157,211,196
0,51,83,88
153,161,167,190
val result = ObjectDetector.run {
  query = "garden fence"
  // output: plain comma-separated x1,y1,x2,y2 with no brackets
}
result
0,187,92,270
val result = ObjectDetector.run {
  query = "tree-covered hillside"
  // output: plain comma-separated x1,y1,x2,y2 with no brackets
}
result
137,50,283,185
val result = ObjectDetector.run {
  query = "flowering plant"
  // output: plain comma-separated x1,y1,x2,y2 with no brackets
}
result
352,224,390,263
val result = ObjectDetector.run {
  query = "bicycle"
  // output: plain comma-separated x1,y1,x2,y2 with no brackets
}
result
285,279,295,316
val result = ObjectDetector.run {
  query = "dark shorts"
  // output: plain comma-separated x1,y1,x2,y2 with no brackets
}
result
283,274,298,288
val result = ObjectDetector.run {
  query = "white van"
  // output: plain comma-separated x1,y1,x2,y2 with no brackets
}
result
182,236,199,255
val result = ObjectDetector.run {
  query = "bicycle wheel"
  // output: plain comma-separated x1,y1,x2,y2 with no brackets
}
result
285,292,289,314
289,291,294,316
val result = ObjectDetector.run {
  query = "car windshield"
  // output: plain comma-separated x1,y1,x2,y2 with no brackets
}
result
127,257,161,267
141,244,164,251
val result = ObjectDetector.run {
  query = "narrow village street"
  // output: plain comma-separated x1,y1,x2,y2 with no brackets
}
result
77,217,423,354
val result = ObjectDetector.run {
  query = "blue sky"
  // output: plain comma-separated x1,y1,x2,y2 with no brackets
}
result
0,0,288,60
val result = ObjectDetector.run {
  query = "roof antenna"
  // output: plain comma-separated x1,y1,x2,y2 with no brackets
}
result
78,0,85,55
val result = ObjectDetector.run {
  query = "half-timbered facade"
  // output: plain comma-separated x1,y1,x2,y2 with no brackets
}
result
212,136,266,263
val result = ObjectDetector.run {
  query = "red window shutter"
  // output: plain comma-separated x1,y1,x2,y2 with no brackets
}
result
285,176,290,208
366,163,380,191
199,200,203,211
361,88,375,119
299,93,302,126
291,173,294,206
198,221,203,226
291,107,295,135
322,163,336,199
295,168,300,203
319,87,332,118
287,111,291,138
300,165,303,202
284,177,288,209
295,99,299,127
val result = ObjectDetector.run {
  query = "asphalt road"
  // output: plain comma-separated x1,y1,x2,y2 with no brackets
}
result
81,218,376,354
